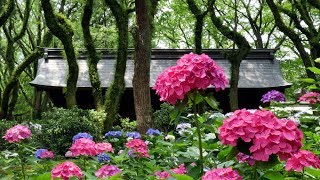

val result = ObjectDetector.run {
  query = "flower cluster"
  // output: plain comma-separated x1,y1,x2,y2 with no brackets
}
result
35,149,54,159
146,128,161,136
219,109,303,161
51,161,83,179
236,152,254,166
105,131,122,138
153,53,228,104
126,139,149,158
261,90,286,103
95,165,121,179
154,171,171,179
202,167,242,180
286,150,320,172
72,132,93,143
176,123,192,136
171,164,187,174
298,92,320,105
154,164,186,179
95,142,114,154
97,153,111,163
126,131,141,139
3,124,31,143
70,138,114,157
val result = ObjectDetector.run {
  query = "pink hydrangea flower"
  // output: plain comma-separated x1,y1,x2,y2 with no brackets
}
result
51,161,82,179
202,167,242,180
40,150,54,159
171,164,187,174
95,165,121,179
153,53,228,104
298,92,320,105
286,150,320,172
69,138,97,156
154,171,171,179
95,142,114,154
236,152,255,166
3,124,31,143
126,139,150,158
219,109,303,161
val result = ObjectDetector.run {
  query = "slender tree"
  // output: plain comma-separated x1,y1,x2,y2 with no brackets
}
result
133,0,158,133
82,0,104,111
0,0,14,27
41,0,79,108
208,0,251,111
104,0,134,130
266,0,319,79
0,0,31,118
186,0,208,54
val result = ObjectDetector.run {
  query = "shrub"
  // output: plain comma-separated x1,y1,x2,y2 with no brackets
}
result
153,103,175,133
35,107,104,155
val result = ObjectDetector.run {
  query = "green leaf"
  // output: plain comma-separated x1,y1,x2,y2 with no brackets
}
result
82,171,98,180
29,173,51,180
308,67,320,75
305,167,320,179
170,99,187,123
300,78,316,83
263,171,285,180
204,95,220,110
171,174,194,180
108,173,122,180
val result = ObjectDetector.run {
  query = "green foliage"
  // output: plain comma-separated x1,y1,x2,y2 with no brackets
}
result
34,107,104,155
153,103,175,132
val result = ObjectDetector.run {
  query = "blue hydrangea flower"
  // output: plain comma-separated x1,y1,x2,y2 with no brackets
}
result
105,131,123,138
72,132,93,143
97,153,110,163
146,128,161,136
261,90,286,103
35,149,46,159
126,131,141,139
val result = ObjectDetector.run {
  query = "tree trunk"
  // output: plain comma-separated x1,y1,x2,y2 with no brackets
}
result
186,0,207,54
0,0,14,27
41,0,78,108
208,0,251,111
82,0,103,111
104,0,132,131
266,0,316,79
1,49,45,118
133,0,158,133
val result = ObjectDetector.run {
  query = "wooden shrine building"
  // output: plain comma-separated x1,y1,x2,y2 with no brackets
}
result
30,48,290,118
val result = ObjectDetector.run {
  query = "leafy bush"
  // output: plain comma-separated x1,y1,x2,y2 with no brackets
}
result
153,103,175,133
35,107,104,155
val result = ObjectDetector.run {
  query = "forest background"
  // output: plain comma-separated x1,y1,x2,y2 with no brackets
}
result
0,0,319,132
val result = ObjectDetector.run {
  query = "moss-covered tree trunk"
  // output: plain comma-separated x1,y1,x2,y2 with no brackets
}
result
266,0,317,79
0,0,14,27
186,0,208,54
104,0,133,131
133,0,158,133
0,0,31,119
208,0,251,111
41,0,79,108
81,0,103,111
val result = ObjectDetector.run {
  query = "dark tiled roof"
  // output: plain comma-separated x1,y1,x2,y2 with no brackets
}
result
30,48,290,88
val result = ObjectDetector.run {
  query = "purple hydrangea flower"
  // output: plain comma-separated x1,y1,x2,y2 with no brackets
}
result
126,132,141,139
35,149,47,159
261,90,286,103
72,132,93,143
97,153,110,163
146,128,161,136
105,131,122,138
